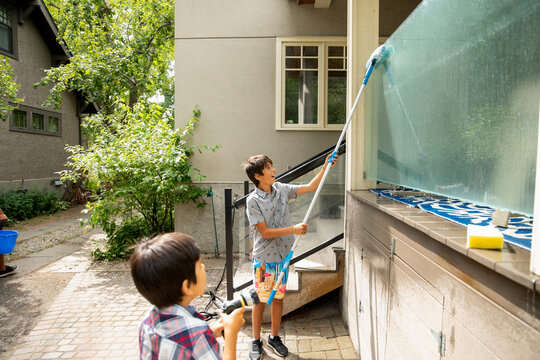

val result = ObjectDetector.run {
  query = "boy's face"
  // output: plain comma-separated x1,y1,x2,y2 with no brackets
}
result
191,258,207,298
255,162,276,188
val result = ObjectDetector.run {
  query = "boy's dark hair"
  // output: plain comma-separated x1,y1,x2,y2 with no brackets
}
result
243,154,272,187
130,232,200,308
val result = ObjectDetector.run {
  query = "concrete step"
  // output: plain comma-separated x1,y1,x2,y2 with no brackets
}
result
239,250,345,324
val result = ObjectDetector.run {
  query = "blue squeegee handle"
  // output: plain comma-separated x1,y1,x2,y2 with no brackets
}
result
267,61,377,305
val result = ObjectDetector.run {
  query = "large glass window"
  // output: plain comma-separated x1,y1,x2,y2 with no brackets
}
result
277,38,347,130
364,0,539,216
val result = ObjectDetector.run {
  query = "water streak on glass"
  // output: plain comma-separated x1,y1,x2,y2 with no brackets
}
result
364,0,540,216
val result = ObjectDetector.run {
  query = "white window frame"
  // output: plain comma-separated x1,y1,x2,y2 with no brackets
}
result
276,36,347,131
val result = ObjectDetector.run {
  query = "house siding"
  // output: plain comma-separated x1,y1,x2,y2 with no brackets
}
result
0,6,79,195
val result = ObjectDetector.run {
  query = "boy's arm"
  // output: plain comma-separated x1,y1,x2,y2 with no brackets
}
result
297,153,339,195
256,221,307,238
221,307,245,360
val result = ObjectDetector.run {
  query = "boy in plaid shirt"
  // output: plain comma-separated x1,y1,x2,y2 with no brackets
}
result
131,232,245,360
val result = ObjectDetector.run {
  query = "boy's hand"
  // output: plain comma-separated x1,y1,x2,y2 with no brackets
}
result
323,153,339,170
211,318,225,338
293,223,308,235
221,307,245,335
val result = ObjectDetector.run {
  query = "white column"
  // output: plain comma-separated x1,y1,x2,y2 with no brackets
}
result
346,0,378,191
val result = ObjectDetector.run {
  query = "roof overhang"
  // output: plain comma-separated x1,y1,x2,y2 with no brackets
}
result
18,0,70,64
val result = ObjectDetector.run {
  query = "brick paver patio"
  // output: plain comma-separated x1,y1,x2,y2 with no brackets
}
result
5,248,357,359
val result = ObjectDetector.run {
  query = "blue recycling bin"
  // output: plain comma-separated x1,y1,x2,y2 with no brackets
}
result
0,230,18,254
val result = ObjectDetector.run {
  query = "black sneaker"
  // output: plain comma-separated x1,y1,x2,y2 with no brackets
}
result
268,335,288,357
0,265,17,278
249,339,263,360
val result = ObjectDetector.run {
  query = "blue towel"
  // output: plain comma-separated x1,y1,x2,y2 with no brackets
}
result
370,189,532,250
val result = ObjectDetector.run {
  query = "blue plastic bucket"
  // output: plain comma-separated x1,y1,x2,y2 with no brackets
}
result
0,230,18,254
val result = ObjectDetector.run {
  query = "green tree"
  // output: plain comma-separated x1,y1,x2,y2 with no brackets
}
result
39,0,173,116
40,0,215,259
59,105,217,259
0,55,22,122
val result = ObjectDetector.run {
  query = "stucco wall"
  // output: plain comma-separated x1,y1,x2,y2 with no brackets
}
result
174,1,348,252
175,0,347,182
0,11,79,192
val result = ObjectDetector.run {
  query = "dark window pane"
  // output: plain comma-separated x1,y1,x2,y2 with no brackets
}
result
49,117,59,133
0,6,10,26
303,46,318,56
328,46,344,57
327,71,347,124
13,110,26,128
303,58,318,69
285,71,300,124
286,46,301,56
302,70,318,125
0,25,11,52
32,113,44,130
328,58,344,69
286,58,301,69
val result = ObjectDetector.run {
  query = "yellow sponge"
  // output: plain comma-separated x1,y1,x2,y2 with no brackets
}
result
467,225,504,249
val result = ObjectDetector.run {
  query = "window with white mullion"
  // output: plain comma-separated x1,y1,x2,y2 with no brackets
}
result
326,44,347,127
283,43,321,127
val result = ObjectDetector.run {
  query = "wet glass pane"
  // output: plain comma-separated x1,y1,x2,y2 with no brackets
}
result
328,58,343,69
285,71,300,124
328,46,344,57
303,46,318,56
302,71,318,125
303,58,318,69
286,58,301,69
286,46,301,56
32,113,44,130
328,71,346,124
364,0,540,216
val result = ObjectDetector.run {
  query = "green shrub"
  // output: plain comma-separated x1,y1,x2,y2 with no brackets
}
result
0,190,70,222
91,215,152,261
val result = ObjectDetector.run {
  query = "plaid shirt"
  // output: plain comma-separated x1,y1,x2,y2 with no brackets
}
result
139,304,221,360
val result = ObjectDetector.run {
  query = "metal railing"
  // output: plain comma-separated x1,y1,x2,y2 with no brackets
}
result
224,142,346,300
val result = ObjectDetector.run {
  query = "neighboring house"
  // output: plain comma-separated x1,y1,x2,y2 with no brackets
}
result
0,0,94,196
176,0,539,358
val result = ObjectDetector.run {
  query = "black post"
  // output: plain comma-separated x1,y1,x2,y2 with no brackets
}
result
243,181,250,260
244,180,249,196
225,188,234,300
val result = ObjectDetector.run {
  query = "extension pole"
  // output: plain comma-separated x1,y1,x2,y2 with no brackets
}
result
267,47,387,304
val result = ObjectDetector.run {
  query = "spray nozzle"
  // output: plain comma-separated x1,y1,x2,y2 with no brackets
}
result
221,288,260,314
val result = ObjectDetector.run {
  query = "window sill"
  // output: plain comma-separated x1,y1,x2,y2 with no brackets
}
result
9,127,62,137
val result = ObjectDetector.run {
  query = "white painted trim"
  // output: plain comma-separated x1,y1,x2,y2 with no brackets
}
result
275,36,347,131
531,101,540,276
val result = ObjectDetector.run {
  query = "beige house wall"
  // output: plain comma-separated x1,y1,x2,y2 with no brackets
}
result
0,11,79,195
174,0,348,252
